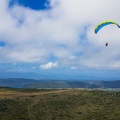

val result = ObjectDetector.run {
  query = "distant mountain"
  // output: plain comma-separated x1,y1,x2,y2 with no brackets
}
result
0,71,119,80
0,78,120,89
0,78,38,88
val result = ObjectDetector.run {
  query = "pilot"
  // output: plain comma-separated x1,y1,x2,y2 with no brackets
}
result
105,42,108,46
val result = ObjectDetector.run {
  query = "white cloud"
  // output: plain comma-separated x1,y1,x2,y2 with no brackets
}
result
69,56,77,59
40,62,58,69
71,67,77,70
0,0,120,69
32,66,36,69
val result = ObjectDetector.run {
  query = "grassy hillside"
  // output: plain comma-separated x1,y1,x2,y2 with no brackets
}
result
0,87,120,120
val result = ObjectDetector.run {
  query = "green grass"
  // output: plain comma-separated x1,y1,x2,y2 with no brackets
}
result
0,88,120,120
0,99,30,120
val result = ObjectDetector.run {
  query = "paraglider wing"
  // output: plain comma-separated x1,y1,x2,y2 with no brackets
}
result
95,20,120,34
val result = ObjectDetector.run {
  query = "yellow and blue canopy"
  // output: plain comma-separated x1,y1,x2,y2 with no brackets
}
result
95,20,120,34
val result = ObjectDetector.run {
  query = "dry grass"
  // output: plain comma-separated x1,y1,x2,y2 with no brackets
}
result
0,88,71,99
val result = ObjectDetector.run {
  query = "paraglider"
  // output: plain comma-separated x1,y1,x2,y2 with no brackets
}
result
95,20,120,46
95,20,120,34
105,42,108,46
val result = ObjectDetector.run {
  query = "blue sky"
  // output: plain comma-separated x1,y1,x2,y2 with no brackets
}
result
0,0,120,80
9,0,48,10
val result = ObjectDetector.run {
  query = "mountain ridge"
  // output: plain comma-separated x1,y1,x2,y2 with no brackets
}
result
0,78,120,89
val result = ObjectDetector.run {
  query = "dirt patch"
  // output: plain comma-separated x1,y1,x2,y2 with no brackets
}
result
0,89,72,99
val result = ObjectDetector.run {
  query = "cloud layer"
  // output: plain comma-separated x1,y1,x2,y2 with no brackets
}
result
0,0,120,70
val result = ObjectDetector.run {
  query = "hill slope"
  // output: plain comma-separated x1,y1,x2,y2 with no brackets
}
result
0,88,120,120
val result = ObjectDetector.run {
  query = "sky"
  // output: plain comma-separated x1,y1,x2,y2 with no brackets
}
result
0,0,120,80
